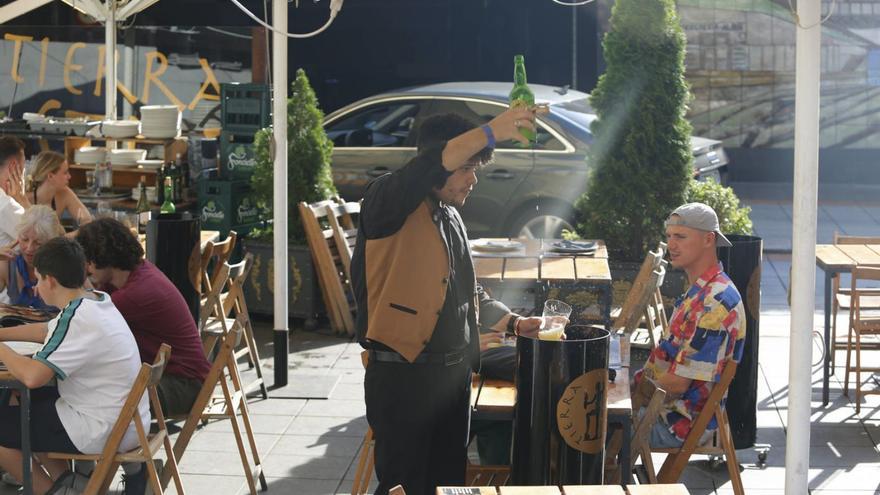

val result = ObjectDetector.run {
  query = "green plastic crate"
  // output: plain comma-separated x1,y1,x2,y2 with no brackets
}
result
220,132,258,180
198,179,262,233
221,83,271,134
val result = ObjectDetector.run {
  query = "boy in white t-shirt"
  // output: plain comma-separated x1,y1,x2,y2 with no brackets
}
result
0,237,148,495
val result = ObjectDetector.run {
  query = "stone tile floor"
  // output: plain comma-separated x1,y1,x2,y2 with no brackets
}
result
1,184,879,494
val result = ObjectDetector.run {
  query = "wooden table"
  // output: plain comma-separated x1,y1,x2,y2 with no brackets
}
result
137,229,221,253
472,239,612,327
0,342,49,495
815,243,880,405
435,483,689,494
471,370,633,484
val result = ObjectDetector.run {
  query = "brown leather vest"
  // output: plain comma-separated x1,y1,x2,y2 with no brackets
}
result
364,201,452,362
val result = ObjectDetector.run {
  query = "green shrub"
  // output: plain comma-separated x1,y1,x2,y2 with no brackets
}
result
686,178,753,236
250,69,337,244
573,0,692,262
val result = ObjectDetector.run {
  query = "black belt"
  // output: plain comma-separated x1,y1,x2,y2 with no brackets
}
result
369,348,466,366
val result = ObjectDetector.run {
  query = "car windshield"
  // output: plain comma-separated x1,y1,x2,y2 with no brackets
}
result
553,98,597,130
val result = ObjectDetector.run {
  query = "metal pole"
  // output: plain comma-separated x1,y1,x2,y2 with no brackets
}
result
104,1,116,120
571,5,578,89
786,0,821,493
272,0,289,387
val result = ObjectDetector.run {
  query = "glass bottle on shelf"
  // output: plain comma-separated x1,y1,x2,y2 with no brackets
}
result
168,157,180,203
160,177,176,214
136,175,151,233
156,162,166,205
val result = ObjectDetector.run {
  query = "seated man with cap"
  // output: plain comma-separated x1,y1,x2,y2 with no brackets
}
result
633,202,746,448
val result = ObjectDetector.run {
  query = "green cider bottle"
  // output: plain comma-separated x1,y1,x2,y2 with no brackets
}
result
509,54,535,143
160,176,176,214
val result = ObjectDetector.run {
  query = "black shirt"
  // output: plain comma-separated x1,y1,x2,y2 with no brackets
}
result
352,143,473,354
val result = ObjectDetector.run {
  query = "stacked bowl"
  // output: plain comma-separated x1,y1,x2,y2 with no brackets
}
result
109,149,147,169
74,146,107,165
100,120,140,139
140,105,181,139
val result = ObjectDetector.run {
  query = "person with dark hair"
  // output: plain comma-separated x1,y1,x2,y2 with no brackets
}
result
75,218,210,493
75,218,209,404
0,237,147,494
351,106,546,495
0,137,28,304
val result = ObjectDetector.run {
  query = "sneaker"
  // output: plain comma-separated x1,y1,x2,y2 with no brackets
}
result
1,471,21,487
120,462,147,495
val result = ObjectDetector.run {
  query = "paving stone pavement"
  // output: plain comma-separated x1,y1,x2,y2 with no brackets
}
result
1,182,878,494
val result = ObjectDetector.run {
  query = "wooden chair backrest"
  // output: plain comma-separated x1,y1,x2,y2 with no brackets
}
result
833,232,880,245
94,344,171,470
630,377,667,484
196,240,215,296
656,359,738,482
325,200,360,281
199,262,231,334
220,254,253,317
614,247,664,330
850,265,880,333
299,199,356,335
209,231,238,285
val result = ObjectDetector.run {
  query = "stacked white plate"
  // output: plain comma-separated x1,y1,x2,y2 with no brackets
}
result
109,149,147,168
140,105,181,139
100,120,140,139
74,146,107,165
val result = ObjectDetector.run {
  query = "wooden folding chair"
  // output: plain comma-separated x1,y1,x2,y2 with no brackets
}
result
843,265,880,413
299,199,357,335
161,315,267,494
199,262,231,357
48,344,184,495
325,199,360,283
831,233,880,369
630,262,669,351
647,360,743,495
201,254,268,399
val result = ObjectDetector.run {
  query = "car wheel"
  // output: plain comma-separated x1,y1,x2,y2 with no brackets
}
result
509,206,575,239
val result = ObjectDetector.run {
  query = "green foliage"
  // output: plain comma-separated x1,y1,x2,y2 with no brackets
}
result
686,179,753,236
573,0,693,262
251,69,337,244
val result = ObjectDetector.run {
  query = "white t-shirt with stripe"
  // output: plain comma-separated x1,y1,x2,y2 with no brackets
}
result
34,290,150,454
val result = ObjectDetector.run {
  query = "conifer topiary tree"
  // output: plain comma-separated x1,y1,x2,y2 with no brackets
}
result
574,0,693,261
251,68,336,244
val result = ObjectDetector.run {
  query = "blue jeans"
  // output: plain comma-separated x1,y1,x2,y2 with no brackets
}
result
637,407,713,449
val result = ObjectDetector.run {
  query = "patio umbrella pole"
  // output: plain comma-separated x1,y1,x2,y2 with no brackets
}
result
786,0,821,493
272,0,290,387
104,0,116,120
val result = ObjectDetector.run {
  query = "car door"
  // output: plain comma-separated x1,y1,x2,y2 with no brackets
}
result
425,98,537,237
324,97,429,201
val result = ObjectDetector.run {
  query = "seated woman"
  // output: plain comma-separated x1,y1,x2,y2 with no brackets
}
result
0,205,65,309
28,151,91,228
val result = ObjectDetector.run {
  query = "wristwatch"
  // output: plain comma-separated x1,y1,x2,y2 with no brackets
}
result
506,315,520,336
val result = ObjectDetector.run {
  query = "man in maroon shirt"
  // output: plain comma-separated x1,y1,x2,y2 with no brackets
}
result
75,218,211,416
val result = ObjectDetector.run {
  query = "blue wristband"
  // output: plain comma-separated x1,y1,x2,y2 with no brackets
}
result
480,124,496,149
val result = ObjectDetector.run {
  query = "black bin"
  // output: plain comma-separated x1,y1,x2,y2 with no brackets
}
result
511,325,610,485
146,213,201,324
717,234,762,449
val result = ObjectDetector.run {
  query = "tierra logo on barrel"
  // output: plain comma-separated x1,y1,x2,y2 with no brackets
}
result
556,369,607,454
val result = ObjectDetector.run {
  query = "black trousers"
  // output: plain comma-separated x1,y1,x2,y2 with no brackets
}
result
365,359,472,495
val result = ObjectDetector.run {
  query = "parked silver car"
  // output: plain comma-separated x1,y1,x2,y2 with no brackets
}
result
324,82,728,238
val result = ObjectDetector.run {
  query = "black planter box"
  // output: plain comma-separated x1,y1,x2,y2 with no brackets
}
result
242,240,323,323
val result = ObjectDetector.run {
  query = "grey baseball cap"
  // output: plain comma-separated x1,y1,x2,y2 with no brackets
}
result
665,202,732,247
